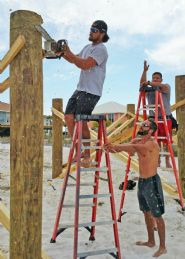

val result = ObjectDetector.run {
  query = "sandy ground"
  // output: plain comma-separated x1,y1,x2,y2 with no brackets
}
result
0,143,185,259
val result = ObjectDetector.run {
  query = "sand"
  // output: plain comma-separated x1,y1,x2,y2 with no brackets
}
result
0,143,185,259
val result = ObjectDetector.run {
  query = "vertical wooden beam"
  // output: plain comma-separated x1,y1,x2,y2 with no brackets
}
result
175,75,185,198
127,104,135,114
10,10,43,259
52,98,63,178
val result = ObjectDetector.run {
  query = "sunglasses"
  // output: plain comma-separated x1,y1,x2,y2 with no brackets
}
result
90,27,99,33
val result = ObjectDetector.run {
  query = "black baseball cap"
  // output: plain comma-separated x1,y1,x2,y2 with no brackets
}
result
92,20,109,42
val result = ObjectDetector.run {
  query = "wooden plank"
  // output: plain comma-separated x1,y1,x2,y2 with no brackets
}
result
10,10,43,259
51,107,65,123
0,77,9,93
108,118,135,142
0,35,25,74
106,114,127,134
52,99,63,178
0,250,7,259
0,202,50,259
0,201,10,231
171,98,185,112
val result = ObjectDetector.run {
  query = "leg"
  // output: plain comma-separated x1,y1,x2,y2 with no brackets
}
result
153,216,167,257
165,154,172,168
65,114,80,161
64,114,75,138
82,121,91,158
80,121,92,167
136,211,155,247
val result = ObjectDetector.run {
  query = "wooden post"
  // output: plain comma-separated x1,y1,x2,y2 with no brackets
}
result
52,98,63,178
175,75,185,198
127,104,135,114
10,10,43,259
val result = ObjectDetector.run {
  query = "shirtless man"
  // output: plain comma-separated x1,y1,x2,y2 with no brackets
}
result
104,119,167,257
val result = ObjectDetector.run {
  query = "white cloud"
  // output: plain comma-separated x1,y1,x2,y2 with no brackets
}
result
1,0,185,68
146,36,185,72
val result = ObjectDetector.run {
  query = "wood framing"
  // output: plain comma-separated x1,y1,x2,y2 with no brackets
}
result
51,107,65,123
0,201,50,259
52,99,63,178
127,104,135,114
0,77,9,93
10,10,43,259
0,201,10,231
175,75,185,197
0,35,25,74
0,250,7,259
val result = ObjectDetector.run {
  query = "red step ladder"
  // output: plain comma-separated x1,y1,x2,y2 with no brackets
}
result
50,114,121,259
118,86,185,222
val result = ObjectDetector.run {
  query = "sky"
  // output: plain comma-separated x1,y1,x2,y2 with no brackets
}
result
0,0,185,115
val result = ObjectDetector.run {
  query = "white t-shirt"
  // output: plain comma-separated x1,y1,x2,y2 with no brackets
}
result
77,43,108,96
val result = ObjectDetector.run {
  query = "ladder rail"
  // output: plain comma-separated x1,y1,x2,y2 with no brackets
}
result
102,120,122,258
89,120,103,241
73,121,83,259
51,123,78,242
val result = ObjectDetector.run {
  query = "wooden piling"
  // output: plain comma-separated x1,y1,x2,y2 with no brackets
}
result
10,10,43,259
175,75,185,198
52,98,63,178
127,104,135,114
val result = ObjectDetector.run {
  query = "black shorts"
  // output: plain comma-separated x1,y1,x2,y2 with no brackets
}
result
65,90,100,115
137,174,164,217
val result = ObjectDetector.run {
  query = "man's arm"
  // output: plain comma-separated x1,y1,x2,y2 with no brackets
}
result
104,142,149,155
148,81,169,93
140,60,149,87
58,46,96,70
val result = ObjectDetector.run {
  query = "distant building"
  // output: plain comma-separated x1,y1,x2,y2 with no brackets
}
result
0,101,10,125
92,101,126,122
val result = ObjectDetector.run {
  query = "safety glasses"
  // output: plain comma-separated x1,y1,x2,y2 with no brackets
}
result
90,27,99,33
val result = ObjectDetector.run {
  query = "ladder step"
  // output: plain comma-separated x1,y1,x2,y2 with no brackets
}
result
157,136,167,139
80,167,108,172
67,183,96,187
75,114,106,121
79,193,111,199
77,247,117,258
144,104,160,108
81,146,101,150
63,203,95,208
59,220,115,229
159,152,170,155
158,166,174,172
81,139,99,143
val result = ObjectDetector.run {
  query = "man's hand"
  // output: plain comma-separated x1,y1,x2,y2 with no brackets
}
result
144,60,149,72
103,143,119,153
140,80,149,87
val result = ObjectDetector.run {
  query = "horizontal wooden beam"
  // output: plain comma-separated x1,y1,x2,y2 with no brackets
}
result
0,77,9,93
171,98,185,112
0,35,26,74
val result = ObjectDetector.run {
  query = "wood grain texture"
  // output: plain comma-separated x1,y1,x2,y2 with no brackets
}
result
175,75,185,198
10,10,43,259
